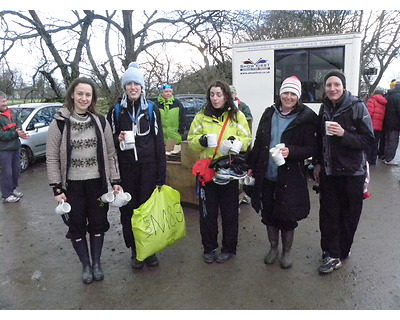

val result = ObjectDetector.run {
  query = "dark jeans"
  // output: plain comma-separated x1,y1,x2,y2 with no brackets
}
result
0,149,20,199
319,172,365,259
118,161,157,249
65,178,109,240
366,130,383,165
199,180,239,254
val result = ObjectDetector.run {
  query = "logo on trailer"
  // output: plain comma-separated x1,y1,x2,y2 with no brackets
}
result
240,58,270,75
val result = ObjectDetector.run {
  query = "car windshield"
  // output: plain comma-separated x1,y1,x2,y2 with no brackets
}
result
10,107,34,124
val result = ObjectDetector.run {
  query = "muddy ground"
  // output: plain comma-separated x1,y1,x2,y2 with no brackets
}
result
1,157,400,311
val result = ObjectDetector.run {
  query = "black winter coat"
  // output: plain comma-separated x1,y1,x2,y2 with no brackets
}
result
384,89,400,131
314,91,375,176
248,102,318,222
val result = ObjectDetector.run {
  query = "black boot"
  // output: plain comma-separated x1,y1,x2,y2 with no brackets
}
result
71,237,93,284
131,247,145,270
280,229,294,269
264,226,279,264
90,233,104,281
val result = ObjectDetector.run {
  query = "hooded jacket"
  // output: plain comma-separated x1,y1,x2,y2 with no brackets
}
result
155,95,187,144
46,107,120,191
314,91,375,176
248,102,318,219
366,94,387,131
384,88,400,131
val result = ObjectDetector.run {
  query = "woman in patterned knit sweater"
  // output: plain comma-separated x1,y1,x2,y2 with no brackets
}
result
46,77,122,284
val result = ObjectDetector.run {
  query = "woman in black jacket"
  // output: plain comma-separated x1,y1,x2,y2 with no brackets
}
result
313,70,374,274
249,76,318,269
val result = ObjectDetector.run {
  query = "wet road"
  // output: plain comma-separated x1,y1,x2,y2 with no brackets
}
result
1,157,400,310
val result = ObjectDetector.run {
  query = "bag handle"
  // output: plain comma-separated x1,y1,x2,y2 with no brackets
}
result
212,115,230,158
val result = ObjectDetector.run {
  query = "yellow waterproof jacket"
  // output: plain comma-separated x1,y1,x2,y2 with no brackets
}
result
188,109,252,159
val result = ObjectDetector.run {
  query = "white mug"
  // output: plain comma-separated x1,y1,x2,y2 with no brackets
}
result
270,147,285,166
55,200,71,215
325,121,338,136
219,140,233,155
231,139,243,154
206,134,218,147
244,175,255,186
124,130,135,144
101,191,115,203
123,192,132,206
113,192,128,207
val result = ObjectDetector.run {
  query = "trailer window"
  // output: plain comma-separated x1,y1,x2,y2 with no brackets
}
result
275,46,344,103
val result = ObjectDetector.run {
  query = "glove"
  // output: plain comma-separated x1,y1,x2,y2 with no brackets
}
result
199,135,208,147
227,136,236,141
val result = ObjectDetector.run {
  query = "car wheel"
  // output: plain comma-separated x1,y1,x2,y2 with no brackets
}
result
20,147,30,172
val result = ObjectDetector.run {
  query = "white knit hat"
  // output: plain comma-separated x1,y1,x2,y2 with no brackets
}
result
121,62,145,89
280,76,301,99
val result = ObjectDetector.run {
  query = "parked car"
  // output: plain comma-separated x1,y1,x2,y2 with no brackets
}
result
147,94,206,141
10,102,63,171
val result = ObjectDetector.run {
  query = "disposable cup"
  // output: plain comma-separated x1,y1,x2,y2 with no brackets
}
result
244,175,255,186
270,147,285,166
123,192,132,206
112,192,128,207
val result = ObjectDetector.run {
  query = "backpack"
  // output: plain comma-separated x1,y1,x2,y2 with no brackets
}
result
114,101,154,124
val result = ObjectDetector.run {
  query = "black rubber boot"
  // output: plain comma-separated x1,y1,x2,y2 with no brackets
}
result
131,247,145,270
90,233,104,281
264,226,279,264
280,229,294,269
71,237,93,284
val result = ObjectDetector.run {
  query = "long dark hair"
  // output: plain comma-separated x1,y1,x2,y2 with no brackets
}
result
204,80,238,122
65,77,98,113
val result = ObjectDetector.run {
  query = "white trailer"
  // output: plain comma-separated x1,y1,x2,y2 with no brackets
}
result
232,33,362,133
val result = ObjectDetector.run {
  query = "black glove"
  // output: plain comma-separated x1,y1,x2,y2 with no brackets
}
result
227,136,236,141
199,135,208,147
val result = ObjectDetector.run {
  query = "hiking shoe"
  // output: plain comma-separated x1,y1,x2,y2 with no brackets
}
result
318,257,342,274
13,189,23,198
216,252,234,263
131,257,145,270
383,160,399,166
203,250,217,263
215,167,247,179
145,254,159,267
213,175,231,185
2,195,20,203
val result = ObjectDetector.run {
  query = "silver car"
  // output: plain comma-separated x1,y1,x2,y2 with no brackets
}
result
10,102,63,171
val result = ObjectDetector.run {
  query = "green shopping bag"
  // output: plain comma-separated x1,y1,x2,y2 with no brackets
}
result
132,185,186,261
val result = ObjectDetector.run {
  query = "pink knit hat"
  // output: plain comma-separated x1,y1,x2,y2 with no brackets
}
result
280,76,301,99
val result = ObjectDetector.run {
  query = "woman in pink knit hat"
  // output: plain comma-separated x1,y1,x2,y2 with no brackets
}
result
248,76,318,269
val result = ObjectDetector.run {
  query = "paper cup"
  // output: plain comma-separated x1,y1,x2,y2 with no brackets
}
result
325,121,338,136
206,134,218,147
101,191,115,203
219,140,233,155
122,192,132,206
275,143,285,150
231,139,243,154
124,131,135,144
112,192,128,207
55,200,71,215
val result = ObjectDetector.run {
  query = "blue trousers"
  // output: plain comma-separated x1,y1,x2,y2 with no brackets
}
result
0,149,20,199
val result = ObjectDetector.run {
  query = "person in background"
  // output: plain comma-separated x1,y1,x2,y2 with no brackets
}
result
382,81,400,165
366,90,387,165
0,91,29,203
313,70,374,274
46,77,122,284
230,85,253,124
155,84,186,145
248,76,318,269
389,79,397,90
188,80,252,264
107,62,166,270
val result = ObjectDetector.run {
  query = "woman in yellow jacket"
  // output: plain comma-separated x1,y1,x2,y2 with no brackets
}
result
188,80,252,264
